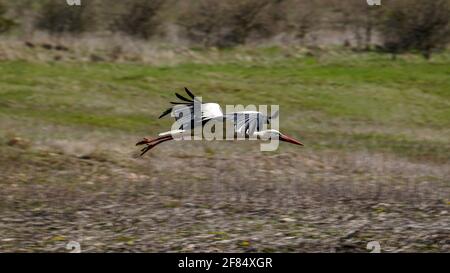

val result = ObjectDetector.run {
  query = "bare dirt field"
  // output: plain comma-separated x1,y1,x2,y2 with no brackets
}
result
1,140,448,252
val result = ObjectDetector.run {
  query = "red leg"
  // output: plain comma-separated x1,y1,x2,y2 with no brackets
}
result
136,135,171,146
137,135,174,156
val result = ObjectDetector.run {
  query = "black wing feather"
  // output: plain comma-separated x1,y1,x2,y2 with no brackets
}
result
184,87,196,100
175,92,193,102
158,108,172,119
158,88,198,119
170,101,192,105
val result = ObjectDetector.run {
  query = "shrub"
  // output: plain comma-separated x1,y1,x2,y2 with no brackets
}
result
379,0,450,59
178,0,276,48
112,0,164,39
0,2,15,34
36,0,88,34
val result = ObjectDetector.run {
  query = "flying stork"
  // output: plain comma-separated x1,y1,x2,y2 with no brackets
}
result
136,88,303,156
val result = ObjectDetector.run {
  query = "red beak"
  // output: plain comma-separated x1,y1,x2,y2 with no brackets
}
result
280,134,304,146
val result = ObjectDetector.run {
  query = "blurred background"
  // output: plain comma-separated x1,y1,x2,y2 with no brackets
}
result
0,0,448,252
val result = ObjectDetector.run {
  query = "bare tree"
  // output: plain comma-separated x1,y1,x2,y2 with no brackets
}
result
226,0,275,45
332,0,381,50
0,1,15,34
112,0,164,39
177,0,229,47
379,0,450,59
283,0,320,42
178,0,277,48
36,0,89,34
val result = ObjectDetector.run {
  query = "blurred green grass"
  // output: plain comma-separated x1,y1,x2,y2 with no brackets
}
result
0,50,449,162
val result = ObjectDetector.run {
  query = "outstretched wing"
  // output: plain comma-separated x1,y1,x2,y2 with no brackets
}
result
224,111,269,136
159,87,196,119
158,87,223,130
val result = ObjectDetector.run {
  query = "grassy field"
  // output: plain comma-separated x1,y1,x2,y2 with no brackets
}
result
0,47,449,252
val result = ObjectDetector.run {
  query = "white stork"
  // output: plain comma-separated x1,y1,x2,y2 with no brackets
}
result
136,88,303,156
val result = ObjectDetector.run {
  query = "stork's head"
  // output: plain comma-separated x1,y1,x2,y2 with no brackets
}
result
256,129,304,146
